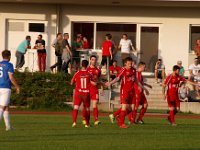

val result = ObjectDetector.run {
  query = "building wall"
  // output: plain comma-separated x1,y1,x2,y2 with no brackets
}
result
0,3,200,73
0,3,58,70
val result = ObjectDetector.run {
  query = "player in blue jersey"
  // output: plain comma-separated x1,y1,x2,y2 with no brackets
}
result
0,50,20,131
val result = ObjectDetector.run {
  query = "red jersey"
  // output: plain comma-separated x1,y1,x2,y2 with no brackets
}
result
165,74,186,94
102,41,112,56
87,66,101,88
110,65,121,75
71,70,92,92
134,71,144,90
118,67,136,91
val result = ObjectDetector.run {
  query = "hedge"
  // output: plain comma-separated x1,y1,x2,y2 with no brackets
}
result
10,72,74,111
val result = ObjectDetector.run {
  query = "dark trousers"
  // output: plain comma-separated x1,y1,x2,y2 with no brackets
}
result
51,56,62,72
62,60,71,73
15,51,25,69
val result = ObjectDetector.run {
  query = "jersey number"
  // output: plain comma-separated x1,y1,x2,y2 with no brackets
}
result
0,67,3,78
81,78,87,89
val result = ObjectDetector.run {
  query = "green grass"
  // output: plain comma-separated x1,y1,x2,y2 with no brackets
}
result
0,115,200,150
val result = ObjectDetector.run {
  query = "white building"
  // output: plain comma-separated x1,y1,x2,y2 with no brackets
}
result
0,0,200,74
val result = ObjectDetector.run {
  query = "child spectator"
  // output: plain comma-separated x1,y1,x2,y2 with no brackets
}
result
82,37,90,49
178,82,190,102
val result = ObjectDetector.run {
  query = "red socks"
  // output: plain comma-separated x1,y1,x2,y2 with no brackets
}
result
132,109,137,123
113,108,121,118
119,110,126,126
169,110,175,123
72,109,78,123
82,107,87,121
85,109,90,125
93,107,99,121
138,107,147,121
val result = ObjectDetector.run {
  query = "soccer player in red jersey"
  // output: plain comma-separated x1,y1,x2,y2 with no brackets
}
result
106,57,148,128
163,65,196,126
71,60,95,128
132,62,152,124
86,55,102,125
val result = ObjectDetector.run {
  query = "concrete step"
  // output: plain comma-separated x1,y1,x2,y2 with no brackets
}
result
148,101,168,110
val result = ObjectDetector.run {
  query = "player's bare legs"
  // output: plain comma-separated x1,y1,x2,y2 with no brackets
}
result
0,105,11,131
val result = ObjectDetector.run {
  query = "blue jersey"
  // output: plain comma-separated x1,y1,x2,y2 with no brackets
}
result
0,60,14,89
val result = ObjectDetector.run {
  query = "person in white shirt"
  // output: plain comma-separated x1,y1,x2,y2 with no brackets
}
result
118,34,137,61
188,58,200,81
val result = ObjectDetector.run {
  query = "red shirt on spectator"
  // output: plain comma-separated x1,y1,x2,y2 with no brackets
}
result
83,41,90,49
110,65,121,75
102,41,112,57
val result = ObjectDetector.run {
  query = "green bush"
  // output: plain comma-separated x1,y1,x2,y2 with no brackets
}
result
10,72,74,111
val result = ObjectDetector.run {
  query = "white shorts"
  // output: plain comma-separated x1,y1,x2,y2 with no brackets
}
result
0,88,11,106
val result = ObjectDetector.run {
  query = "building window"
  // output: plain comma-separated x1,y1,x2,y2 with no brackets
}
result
190,25,200,52
96,23,136,49
72,23,94,49
8,22,25,32
29,23,45,32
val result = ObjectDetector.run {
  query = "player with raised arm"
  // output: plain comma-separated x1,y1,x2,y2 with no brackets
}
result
163,65,196,126
71,60,95,128
106,57,148,128
0,50,20,131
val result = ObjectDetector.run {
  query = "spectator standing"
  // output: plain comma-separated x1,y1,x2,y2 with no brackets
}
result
34,34,46,72
177,60,185,77
118,34,137,62
188,58,200,81
193,39,200,64
62,33,72,74
15,36,31,70
50,33,63,73
72,36,83,70
154,59,165,84
101,34,112,66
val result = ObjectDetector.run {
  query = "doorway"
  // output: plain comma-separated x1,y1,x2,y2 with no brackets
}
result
137,24,160,72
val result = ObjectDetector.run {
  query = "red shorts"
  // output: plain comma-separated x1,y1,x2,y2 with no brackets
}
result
90,86,99,101
167,94,180,108
74,91,90,107
134,91,147,107
120,89,134,104
167,100,180,108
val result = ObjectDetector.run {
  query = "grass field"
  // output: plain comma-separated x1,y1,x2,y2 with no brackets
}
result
0,114,200,150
